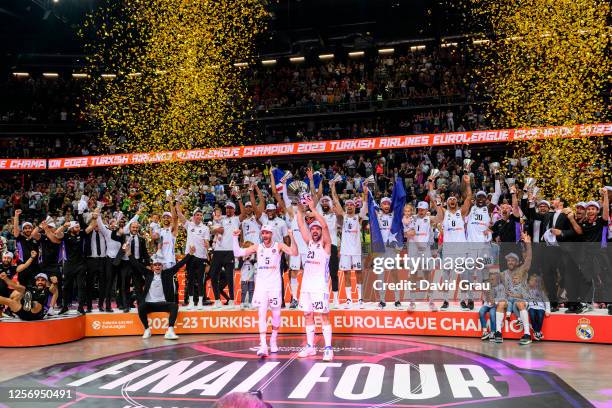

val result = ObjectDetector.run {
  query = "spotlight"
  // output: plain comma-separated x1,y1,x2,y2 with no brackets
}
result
72,73,89,78
101,74,116,79
289,56,305,63
12,72,29,77
318,54,334,61
378,48,395,55
261,59,277,66
348,51,365,58
43,73,59,78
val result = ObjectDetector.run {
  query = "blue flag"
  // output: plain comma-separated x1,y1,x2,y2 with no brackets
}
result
304,171,323,191
368,191,385,253
390,176,406,249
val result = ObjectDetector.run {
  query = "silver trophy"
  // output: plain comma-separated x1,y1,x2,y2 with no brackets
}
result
430,168,440,179
520,157,529,167
287,180,310,205
505,177,516,187
279,170,293,184
524,177,537,190
229,180,240,197
489,162,500,174
243,176,250,186
463,159,474,173
509,158,518,167
332,174,343,183
363,175,376,190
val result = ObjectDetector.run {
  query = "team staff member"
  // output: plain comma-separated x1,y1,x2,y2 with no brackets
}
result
79,209,108,313
56,216,96,315
126,244,195,340
37,218,63,309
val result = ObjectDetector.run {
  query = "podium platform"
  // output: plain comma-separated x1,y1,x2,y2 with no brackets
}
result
2,304,609,347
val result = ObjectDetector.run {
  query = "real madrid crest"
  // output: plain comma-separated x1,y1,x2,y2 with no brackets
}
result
576,317,594,340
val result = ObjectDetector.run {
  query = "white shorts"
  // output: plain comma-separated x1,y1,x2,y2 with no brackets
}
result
252,289,282,309
290,253,307,270
339,254,362,271
299,292,329,313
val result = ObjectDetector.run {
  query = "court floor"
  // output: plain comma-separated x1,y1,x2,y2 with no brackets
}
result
1,334,611,408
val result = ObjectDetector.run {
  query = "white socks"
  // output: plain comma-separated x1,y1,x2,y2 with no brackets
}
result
322,324,332,348
496,312,504,332
345,286,352,301
290,278,298,299
519,309,530,335
356,284,362,300
260,332,267,347
306,324,315,347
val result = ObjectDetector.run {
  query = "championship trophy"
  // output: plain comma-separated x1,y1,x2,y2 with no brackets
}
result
429,168,440,178
287,180,311,205
524,177,537,191
489,162,500,175
463,159,474,173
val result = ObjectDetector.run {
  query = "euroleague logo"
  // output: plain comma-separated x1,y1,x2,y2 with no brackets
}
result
91,320,101,330
6,336,593,408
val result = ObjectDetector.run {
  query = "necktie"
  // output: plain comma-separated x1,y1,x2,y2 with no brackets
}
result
95,231,101,256
130,237,136,259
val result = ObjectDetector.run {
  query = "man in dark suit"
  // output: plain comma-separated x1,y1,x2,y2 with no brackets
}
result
125,244,194,339
528,197,577,312
78,208,109,312
111,221,150,313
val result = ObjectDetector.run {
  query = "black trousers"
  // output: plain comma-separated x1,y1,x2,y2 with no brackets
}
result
86,257,106,309
138,302,179,329
185,256,206,305
119,260,145,309
330,244,339,292
209,251,235,300
41,264,62,307
63,261,86,308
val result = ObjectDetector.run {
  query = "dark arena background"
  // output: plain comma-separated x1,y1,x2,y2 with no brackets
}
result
0,1,611,407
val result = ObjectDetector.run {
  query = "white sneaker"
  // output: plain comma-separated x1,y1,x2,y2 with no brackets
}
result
257,344,268,357
343,299,352,309
46,307,57,316
322,346,334,361
358,299,365,309
333,299,340,309
270,340,279,353
227,300,235,308
186,301,195,310
297,345,316,358
408,302,417,311
196,303,205,311
164,327,179,340
212,300,222,309
142,328,152,339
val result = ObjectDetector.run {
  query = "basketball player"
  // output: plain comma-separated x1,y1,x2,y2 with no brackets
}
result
295,197,334,361
0,267,57,321
464,189,494,309
238,197,261,245
232,225,297,357
176,205,210,310
376,196,402,309
153,201,179,270
405,201,438,311
331,180,368,309
430,174,472,310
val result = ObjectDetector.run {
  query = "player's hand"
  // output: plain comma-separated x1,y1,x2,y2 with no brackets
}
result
30,250,38,259
50,276,58,284
551,228,561,236
0,272,7,281
521,231,531,243
233,229,241,237
14,209,22,217
510,185,517,195
462,174,470,184
305,195,315,209
306,167,314,179
189,245,196,255
63,222,71,228
122,243,131,255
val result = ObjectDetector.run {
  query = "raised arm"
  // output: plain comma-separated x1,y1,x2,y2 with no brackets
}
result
461,174,472,217
518,232,532,279
279,229,298,256
232,229,258,257
12,209,21,238
330,180,345,217
306,168,319,207
305,196,331,248
296,203,312,244
170,200,179,236
175,202,187,225
601,188,609,222
510,185,521,218
16,250,38,273
40,221,61,244
254,184,265,220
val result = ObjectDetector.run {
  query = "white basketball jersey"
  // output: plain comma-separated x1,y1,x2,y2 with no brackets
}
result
241,215,261,245
410,216,432,243
321,211,339,246
443,210,466,242
340,214,361,256
288,214,308,254
158,227,176,263
302,240,330,293
255,242,282,291
184,221,210,259
467,205,491,242
378,212,394,244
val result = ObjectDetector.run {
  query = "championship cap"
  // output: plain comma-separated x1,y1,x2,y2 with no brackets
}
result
2,252,13,259
265,203,277,211
68,221,79,230
320,196,331,203
586,201,600,209
261,224,274,233
225,202,236,209
475,191,487,198
345,199,355,206
162,211,172,218
538,200,551,207
21,222,33,230
505,252,520,262
380,197,392,204
417,201,429,210
309,221,323,230
244,201,253,207
576,202,587,208
34,273,48,281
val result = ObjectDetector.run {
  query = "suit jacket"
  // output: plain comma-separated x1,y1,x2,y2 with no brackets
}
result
110,230,151,266
128,254,191,303
522,199,576,243
78,214,106,257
